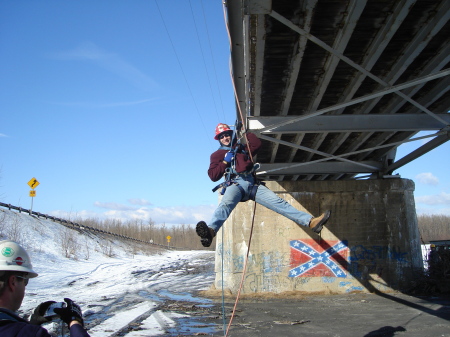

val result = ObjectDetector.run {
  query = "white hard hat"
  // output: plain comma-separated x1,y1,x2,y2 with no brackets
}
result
0,240,38,278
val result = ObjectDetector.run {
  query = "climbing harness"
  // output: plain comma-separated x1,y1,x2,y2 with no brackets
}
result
212,169,264,201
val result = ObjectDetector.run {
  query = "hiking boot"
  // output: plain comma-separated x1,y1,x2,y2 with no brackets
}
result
196,221,216,247
309,210,331,234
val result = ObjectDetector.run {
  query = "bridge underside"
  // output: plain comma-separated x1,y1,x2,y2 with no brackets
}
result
227,0,450,181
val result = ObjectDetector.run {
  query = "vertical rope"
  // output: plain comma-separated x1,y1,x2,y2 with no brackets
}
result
222,1,254,164
221,3,258,335
225,201,257,336
230,65,254,164
221,227,226,335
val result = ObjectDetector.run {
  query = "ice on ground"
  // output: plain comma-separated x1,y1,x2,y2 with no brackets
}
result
126,311,189,337
88,302,155,337
0,208,216,336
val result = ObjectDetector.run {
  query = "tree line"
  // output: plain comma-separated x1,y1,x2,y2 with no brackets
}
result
417,214,450,243
77,213,449,250
76,217,214,250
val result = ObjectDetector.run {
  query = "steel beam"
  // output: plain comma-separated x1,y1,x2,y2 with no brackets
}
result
386,130,450,174
258,134,380,171
255,69,450,133
258,161,383,175
335,0,415,114
227,0,247,116
257,130,447,175
269,9,450,127
249,114,450,133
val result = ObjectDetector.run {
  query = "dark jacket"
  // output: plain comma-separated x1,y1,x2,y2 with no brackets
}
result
0,308,90,337
208,133,261,182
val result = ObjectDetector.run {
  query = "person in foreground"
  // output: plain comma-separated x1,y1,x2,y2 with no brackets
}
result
196,123,331,247
0,240,90,337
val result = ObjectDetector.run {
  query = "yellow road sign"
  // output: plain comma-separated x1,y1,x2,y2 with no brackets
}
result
28,177,40,189
166,235,172,242
29,190,36,197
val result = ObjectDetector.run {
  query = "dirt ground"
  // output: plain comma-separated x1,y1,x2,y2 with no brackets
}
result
187,291,450,337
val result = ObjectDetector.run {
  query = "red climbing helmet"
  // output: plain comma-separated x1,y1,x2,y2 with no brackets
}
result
214,123,232,140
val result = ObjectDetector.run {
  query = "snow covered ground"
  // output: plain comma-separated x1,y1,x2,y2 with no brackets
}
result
0,208,217,336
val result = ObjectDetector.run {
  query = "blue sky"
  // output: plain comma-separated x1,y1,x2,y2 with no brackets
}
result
1,1,449,226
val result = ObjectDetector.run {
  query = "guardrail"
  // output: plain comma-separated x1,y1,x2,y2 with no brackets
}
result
0,202,174,249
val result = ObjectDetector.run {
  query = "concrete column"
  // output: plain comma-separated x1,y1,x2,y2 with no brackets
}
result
214,179,423,294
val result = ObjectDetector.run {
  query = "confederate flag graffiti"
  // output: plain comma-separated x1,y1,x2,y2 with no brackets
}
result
289,239,349,278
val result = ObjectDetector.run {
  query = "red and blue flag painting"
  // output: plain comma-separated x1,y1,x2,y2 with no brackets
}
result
289,239,349,278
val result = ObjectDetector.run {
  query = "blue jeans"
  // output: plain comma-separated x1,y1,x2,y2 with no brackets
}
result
209,175,313,232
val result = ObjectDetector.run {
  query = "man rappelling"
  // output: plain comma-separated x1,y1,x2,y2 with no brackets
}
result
196,122,331,247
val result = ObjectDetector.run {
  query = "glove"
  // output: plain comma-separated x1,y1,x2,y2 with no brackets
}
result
53,298,84,327
223,151,234,163
29,301,56,325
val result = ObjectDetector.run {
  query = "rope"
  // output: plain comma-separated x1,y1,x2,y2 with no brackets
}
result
220,121,240,336
221,0,254,164
231,69,254,164
154,0,213,149
200,0,227,121
188,0,222,122
225,200,257,337
221,226,227,333
220,3,259,336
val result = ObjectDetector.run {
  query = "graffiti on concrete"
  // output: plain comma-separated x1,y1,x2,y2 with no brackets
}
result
322,277,336,283
289,239,349,278
217,245,286,274
216,241,409,292
350,245,409,264
245,273,281,292
348,245,409,279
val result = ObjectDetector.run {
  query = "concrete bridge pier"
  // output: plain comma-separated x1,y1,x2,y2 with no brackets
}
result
214,179,423,294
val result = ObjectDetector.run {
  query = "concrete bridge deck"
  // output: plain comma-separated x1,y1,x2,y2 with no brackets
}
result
226,0,450,181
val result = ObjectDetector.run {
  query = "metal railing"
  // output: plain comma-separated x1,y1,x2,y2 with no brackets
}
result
0,202,174,249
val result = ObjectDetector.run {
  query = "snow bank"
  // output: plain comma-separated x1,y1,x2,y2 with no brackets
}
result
0,208,216,336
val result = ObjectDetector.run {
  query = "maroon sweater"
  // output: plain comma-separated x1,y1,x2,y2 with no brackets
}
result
208,133,261,182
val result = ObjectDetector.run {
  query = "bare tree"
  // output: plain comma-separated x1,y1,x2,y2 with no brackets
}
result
0,210,6,237
418,214,450,243
100,238,115,257
6,213,22,243
82,236,91,260
60,228,78,259
76,216,214,250
0,166,5,201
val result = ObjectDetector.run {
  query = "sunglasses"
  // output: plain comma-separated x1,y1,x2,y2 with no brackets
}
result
16,275,29,286
219,133,232,140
